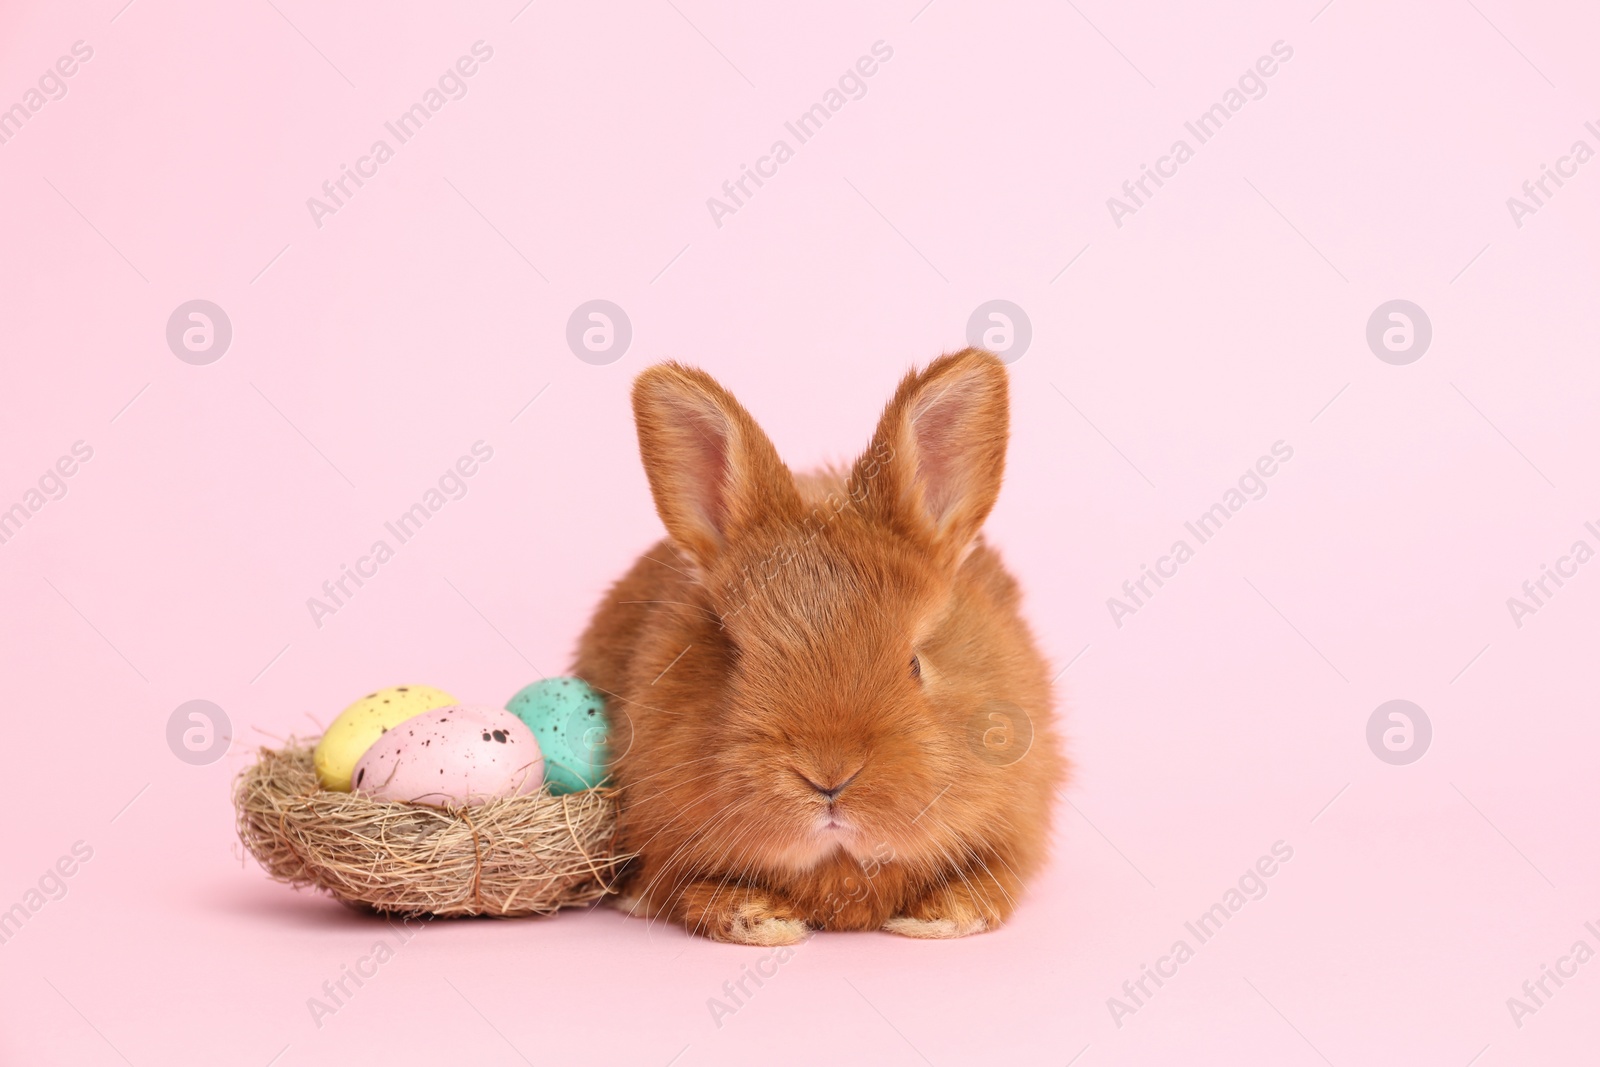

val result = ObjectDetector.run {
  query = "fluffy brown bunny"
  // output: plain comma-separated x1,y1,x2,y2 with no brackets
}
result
573,348,1064,944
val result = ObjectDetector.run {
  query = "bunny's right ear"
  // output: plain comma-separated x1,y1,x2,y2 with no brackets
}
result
632,363,802,574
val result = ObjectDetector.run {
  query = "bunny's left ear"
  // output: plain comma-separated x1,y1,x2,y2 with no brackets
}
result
850,348,1009,568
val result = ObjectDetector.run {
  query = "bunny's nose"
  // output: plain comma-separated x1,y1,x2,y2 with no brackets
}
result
802,768,862,801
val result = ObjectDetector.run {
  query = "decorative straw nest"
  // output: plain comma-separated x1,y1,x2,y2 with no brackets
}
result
234,740,629,918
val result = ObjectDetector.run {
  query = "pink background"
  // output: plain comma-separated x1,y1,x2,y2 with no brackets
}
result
2,0,1597,1063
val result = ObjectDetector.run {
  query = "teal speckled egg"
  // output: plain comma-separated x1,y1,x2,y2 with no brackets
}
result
505,677,610,794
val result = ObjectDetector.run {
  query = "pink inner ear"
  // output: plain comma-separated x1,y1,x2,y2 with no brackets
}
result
664,393,734,541
908,374,983,526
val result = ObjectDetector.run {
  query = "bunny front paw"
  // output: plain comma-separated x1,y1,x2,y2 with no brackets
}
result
884,871,1015,938
679,883,811,946
883,914,988,938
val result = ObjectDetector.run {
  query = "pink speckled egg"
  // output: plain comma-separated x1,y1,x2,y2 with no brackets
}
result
350,704,544,806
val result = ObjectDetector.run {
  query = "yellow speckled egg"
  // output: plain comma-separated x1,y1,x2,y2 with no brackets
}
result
313,684,458,791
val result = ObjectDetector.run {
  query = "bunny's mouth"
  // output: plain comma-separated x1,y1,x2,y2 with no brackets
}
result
814,811,854,835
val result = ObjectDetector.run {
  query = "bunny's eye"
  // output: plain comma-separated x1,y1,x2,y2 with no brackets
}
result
909,654,922,680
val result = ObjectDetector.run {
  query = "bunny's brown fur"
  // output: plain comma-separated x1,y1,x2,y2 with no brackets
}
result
573,349,1065,944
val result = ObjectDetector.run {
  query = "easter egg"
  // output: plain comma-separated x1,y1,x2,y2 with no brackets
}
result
505,678,610,794
313,684,458,792
350,705,544,806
